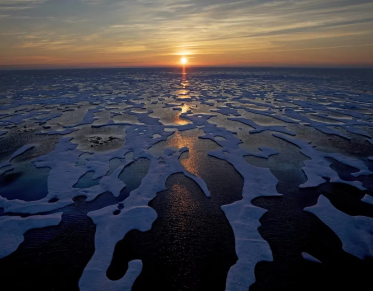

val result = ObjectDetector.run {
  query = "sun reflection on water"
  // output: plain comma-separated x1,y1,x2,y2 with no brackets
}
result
181,104,189,113
171,66,191,125
172,114,190,125
166,129,205,178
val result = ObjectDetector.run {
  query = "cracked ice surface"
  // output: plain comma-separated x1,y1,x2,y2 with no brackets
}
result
0,68,372,290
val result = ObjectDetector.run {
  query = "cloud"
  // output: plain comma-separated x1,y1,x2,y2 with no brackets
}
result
0,0,47,11
0,0,373,66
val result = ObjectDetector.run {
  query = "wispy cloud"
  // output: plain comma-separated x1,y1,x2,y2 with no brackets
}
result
0,0,47,10
0,0,372,67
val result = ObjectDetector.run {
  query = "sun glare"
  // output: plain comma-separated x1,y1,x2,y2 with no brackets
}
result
180,57,187,65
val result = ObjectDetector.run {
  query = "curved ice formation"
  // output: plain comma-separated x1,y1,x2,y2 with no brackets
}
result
10,145,35,161
0,140,113,211
211,106,241,116
229,117,296,135
2,111,50,125
302,252,321,263
0,166,12,176
180,113,281,291
79,147,209,290
305,195,373,260
126,110,162,125
244,147,279,159
37,128,78,135
273,134,372,190
238,106,298,124
362,195,373,206
65,106,103,128
226,94,373,140
34,113,62,125
0,212,63,259
219,158,280,291
0,138,128,214
91,120,132,128
284,109,351,139
0,111,212,287
0,144,34,176
78,112,278,291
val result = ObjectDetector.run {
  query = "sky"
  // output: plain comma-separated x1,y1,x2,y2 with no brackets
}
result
0,0,372,69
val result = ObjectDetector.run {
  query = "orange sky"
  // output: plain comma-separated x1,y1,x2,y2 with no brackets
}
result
0,0,372,69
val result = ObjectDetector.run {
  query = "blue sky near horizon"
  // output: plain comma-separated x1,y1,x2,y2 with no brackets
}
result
0,0,372,68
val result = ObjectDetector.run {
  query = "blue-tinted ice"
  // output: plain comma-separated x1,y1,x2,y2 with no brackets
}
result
0,68,372,291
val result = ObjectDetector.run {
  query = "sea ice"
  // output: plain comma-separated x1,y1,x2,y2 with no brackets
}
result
273,134,371,190
305,195,373,260
302,252,321,263
0,213,62,259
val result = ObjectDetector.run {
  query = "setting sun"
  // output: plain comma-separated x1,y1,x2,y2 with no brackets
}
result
180,57,187,65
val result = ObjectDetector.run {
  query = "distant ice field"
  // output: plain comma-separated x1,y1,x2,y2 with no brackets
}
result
0,67,372,291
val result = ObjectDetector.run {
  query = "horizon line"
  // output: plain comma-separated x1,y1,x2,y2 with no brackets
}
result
1,64,373,72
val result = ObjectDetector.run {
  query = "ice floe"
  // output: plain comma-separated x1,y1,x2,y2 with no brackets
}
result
305,195,373,260
0,212,62,259
273,134,372,190
302,252,321,263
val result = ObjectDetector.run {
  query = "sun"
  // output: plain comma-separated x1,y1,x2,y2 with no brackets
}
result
180,57,187,65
